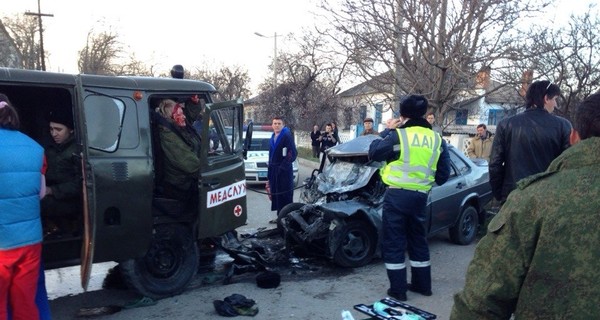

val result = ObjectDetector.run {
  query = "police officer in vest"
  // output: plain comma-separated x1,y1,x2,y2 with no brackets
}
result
369,95,451,301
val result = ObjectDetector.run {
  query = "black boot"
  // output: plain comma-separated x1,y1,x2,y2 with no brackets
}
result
386,269,407,301
408,265,432,296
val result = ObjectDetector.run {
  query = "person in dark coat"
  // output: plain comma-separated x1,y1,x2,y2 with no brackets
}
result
489,80,572,203
310,125,321,158
42,108,82,237
320,123,337,162
331,121,341,145
369,95,451,302
267,117,297,220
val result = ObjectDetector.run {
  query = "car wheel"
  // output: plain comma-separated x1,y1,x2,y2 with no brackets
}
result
120,224,199,299
332,220,377,268
277,202,305,235
449,206,479,245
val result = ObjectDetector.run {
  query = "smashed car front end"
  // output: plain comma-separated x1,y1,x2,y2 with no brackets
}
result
281,135,386,264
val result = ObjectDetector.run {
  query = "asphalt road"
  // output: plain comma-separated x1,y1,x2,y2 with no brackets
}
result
46,158,478,320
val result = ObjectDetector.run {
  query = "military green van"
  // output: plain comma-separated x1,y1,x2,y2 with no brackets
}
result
0,68,249,299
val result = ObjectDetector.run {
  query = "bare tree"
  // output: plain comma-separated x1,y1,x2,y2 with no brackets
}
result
115,53,156,77
77,29,156,76
255,31,349,131
2,14,42,69
189,65,252,102
319,0,553,120
77,29,122,75
511,6,600,120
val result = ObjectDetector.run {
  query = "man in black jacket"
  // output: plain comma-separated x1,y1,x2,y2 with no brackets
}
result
489,80,572,203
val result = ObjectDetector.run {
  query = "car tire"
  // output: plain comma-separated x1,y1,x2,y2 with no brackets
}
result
277,202,305,235
332,220,377,268
120,224,199,299
449,206,479,245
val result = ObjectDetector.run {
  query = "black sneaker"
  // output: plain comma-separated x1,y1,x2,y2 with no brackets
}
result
407,284,432,296
387,289,407,301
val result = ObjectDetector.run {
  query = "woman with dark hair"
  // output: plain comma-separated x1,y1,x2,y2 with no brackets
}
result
331,121,341,145
489,80,572,203
0,93,48,320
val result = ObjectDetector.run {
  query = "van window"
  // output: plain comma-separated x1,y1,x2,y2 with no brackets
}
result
84,95,125,152
210,106,243,154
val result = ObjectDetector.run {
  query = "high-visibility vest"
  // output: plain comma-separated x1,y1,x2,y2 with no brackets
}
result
380,127,442,191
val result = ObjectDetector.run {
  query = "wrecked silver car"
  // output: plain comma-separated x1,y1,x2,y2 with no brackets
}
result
278,135,493,268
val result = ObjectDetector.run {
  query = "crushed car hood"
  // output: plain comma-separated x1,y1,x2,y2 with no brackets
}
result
326,134,381,157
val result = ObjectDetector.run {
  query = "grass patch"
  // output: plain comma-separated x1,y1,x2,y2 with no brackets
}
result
297,146,319,162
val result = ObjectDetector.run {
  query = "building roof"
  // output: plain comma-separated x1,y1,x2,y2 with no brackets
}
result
338,71,394,97
485,79,523,105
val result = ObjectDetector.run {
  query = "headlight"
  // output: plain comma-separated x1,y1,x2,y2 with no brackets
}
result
293,160,299,170
245,162,257,169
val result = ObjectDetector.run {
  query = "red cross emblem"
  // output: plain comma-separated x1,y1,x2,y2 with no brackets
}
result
234,205,243,217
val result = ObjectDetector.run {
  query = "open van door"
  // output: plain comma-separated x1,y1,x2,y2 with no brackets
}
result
75,76,95,290
197,99,247,237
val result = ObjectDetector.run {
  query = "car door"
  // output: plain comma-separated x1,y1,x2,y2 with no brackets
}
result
428,149,470,234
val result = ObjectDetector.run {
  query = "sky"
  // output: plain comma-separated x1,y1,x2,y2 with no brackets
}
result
2,0,596,95
2,0,321,93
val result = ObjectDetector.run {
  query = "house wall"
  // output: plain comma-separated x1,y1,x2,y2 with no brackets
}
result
339,92,394,138
449,97,521,127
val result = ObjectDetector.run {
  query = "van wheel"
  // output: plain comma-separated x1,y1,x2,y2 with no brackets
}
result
449,206,479,245
120,224,199,299
332,220,377,268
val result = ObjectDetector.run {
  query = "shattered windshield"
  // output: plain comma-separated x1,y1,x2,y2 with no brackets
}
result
317,161,381,194
312,134,385,194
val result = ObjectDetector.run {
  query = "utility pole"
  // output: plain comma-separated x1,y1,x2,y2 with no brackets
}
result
25,0,53,71
254,32,279,87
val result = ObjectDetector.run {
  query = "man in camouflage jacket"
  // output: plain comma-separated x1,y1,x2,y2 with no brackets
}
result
451,92,600,319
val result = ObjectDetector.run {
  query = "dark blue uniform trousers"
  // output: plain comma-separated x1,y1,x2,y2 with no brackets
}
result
382,188,431,295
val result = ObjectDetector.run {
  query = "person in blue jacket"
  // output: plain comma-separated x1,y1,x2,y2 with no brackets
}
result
267,116,297,222
0,94,48,320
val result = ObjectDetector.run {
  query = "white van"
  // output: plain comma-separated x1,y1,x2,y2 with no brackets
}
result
244,129,299,186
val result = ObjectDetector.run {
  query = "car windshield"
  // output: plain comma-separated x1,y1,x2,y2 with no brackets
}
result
250,137,271,151
317,161,381,194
